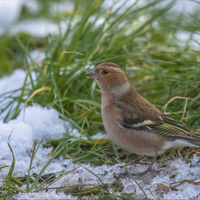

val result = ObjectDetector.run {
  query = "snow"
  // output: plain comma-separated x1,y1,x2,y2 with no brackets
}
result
0,1,68,37
9,156,200,199
13,191,75,200
91,132,108,139
29,50,46,66
176,31,200,49
16,105,67,142
102,0,200,14
0,103,69,161
0,120,33,160
9,19,61,37
0,69,37,121
0,0,24,27
0,69,32,95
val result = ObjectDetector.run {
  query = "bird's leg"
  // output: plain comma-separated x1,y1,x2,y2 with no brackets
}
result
132,155,146,164
132,153,159,176
125,155,146,167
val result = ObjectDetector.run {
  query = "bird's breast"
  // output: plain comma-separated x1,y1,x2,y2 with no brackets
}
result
101,94,165,156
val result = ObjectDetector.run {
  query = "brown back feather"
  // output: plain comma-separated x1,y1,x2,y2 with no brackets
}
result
117,86,162,124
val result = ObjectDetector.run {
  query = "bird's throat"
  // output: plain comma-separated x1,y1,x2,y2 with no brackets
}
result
110,81,131,99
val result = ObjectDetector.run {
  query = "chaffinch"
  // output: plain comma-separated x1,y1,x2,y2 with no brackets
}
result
86,62,200,175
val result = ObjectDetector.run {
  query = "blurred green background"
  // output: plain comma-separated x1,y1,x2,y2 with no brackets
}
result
0,0,200,154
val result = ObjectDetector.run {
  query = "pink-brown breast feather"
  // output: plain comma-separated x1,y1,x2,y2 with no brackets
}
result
101,91,165,156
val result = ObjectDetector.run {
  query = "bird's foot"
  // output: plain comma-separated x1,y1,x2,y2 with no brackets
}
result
125,155,146,166
130,153,162,176
132,167,163,176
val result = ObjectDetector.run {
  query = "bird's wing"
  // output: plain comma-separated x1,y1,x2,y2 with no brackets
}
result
122,114,196,139
148,115,191,137
117,89,196,139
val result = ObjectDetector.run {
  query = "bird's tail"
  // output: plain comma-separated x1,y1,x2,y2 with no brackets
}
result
168,136,200,148
187,138,200,147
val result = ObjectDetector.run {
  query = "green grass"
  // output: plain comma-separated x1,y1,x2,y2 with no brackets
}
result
0,0,200,199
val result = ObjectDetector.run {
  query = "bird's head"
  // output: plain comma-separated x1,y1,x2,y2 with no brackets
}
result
86,62,131,97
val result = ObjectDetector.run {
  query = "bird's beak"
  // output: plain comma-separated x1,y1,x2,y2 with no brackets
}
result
86,69,98,79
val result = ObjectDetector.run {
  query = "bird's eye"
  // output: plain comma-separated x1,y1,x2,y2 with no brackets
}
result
103,70,109,74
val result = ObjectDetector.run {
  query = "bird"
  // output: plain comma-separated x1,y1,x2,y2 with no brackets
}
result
86,62,200,175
